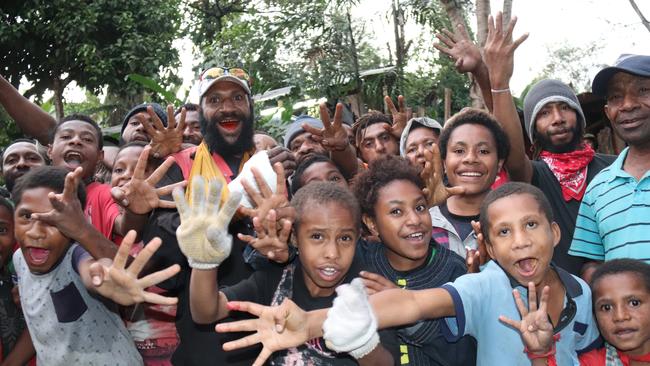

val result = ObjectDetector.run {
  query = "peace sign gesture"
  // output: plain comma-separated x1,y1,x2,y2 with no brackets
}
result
139,104,187,158
302,103,350,152
421,146,465,208
384,95,412,140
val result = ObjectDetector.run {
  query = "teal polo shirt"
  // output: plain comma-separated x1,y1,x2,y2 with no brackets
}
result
440,261,601,366
570,148,650,262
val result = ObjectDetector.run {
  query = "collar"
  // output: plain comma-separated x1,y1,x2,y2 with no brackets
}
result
497,261,583,298
607,147,632,183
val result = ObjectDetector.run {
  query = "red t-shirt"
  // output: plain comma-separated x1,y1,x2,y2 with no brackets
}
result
84,182,121,241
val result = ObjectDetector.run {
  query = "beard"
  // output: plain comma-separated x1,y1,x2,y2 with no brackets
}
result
536,123,583,154
200,108,255,157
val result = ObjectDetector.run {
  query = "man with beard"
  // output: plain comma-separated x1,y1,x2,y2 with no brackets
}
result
1,139,47,197
142,67,289,365
570,54,650,266
434,12,615,275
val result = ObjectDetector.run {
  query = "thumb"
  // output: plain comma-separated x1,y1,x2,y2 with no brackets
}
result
88,262,106,287
446,186,466,197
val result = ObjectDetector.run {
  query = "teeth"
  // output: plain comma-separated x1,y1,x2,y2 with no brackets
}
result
407,232,423,239
64,152,83,163
460,172,482,177
321,267,337,276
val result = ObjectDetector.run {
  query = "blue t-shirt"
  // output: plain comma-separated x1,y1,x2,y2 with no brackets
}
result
440,261,600,366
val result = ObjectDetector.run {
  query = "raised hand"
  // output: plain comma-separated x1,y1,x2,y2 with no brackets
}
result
173,177,242,269
267,146,297,178
237,209,292,263
499,283,554,355
30,166,88,239
89,230,180,306
466,220,490,273
421,146,465,208
434,23,483,74
216,299,312,366
302,103,350,152
323,278,380,359
384,95,411,139
140,104,187,158
359,271,398,295
483,12,529,88
111,145,184,214
236,161,289,218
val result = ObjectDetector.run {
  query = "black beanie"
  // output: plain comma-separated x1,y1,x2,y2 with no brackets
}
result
120,103,168,142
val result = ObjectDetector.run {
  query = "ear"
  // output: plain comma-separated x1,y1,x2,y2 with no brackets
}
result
497,159,505,173
551,221,561,248
362,214,378,236
604,104,614,124
47,144,53,160
484,238,496,259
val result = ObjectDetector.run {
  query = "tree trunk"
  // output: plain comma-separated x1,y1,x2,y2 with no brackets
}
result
628,0,650,33
476,0,490,47
502,0,513,27
52,77,65,120
347,8,362,96
392,0,406,93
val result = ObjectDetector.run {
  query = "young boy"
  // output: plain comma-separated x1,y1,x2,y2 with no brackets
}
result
507,258,650,365
175,177,392,365
215,182,601,366
11,166,180,365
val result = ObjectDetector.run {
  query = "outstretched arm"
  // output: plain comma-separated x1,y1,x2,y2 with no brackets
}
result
173,176,242,323
0,74,56,144
483,12,532,182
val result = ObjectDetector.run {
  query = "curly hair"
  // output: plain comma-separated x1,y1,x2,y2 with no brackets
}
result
291,181,360,231
351,155,423,218
438,108,510,162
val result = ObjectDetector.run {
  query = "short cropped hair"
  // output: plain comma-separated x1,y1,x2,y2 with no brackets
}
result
175,103,199,115
291,155,342,195
0,196,13,214
479,182,553,243
50,114,103,150
290,181,360,232
591,259,650,293
438,108,510,162
12,166,87,208
352,155,424,218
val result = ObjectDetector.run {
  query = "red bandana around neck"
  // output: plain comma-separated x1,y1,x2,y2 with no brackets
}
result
540,144,595,202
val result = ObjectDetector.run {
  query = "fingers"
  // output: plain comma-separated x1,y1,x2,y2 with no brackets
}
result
127,237,162,276
225,301,267,317
319,103,332,131
63,167,83,201
138,113,157,138
133,145,152,180
148,106,166,131
446,186,466,197
138,264,181,288
252,348,274,366
512,289,529,317
384,96,397,114
88,261,107,287
156,180,187,197
206,179,224,216
216,191,242,227
143,291,179,306
487,14,495,38
175,107,187,133
273,163,287,197
332,103,343,127
277,218,292,245
512,32,529,50
498,315,521,330
242,177,263,208
237,233,256,244
172,187,189,221
166,105,177,130
147,155,176,186
538,286,550,315
190,176,207,213
302,122,324,137
527,282,538,312
494,11,503,34
114,230,136,270
433,41,452,56
251,167,273,198
398,95,406,113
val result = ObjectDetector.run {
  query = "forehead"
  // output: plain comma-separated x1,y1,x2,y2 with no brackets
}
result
16,187,56,213
487,193,543,224
448,123,495,146
304,161,339,176
56,120,98,138
128,111,150,122
204,80,247,98
114,146,144,164
406,126,437,144
362,122,391,139
593,272,646,298
181,110,200,122
299,201,356,227
3,142,39,158
377,179,422,202
607,72,650,90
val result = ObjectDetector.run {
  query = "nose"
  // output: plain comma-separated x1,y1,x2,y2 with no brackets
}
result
68,134,83,146
375,139,386,153
183,126,193,138
551,106,565,125
26,219,47,240
462,148,479,164
619,91,640,112
416,145,426,158
323,241,340,260
613,304,631,322
511,228,532,250
405,208,421,226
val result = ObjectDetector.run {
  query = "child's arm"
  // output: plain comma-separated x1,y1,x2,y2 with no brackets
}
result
172,176,242,323
0,74,56,145
78,230,180,306
31,167,119,260
499,283,556,366
2,328,36,366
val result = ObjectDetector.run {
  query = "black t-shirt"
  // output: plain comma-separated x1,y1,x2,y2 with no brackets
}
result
531,153,615,275
222,259,364,365
439,203,479,241
142,162,260,366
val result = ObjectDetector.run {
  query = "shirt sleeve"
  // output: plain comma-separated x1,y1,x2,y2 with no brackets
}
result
71,245,91,274
569,191,605,261
575,282,603,354
440,273,484,341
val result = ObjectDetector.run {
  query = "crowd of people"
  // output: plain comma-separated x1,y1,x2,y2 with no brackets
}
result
0,12,649,366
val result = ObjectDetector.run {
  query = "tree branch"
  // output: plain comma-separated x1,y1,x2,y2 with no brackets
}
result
629,0,650,33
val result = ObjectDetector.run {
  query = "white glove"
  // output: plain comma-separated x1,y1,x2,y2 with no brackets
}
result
228,151,277,209
173,176,242,269
323,278,380,359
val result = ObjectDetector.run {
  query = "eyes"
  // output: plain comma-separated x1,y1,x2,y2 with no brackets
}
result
308,232,354,244
389,204,426,216
496,220,539,237
451,147,491,155
599,298,643,313
206,93,246,106
58,134,95,144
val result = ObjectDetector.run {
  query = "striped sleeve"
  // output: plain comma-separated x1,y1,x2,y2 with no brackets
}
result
569,191,605,261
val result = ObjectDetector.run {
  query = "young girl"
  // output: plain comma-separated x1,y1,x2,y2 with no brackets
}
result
111,142,180,366
352,155,476,365
429,108,509,258
181,178,393,365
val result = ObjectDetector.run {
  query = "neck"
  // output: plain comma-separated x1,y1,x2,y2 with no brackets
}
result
446,191,487,216
301,270,336,298
624,144,650,180
384,245,427,272
537,266,561,294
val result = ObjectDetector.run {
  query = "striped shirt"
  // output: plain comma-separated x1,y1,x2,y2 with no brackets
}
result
569,148,650,262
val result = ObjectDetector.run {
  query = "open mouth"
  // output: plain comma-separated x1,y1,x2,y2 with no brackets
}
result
405,232,424,241
27,247,50,265
219,119,240,132
63,151,84,167
318,266,341,282
515,257,538,278
458,171,484,178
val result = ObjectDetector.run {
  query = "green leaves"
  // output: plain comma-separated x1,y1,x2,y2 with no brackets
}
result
127,74,182,106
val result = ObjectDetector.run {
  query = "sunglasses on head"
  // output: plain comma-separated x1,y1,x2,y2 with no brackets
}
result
200,67,251,85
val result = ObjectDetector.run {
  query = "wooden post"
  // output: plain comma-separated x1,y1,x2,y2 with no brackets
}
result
444,88,452,122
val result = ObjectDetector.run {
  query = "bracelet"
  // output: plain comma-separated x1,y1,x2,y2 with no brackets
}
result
491,87,511,94
524,334,560,360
